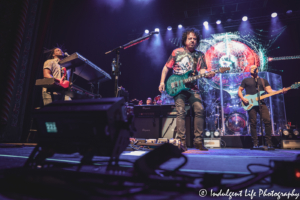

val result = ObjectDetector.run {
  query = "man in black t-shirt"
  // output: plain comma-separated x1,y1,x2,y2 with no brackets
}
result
238,65,287,148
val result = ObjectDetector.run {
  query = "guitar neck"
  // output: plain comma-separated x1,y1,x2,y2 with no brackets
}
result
258,87,291,100
183,69,218,83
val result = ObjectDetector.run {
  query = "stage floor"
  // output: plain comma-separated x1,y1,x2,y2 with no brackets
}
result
0,146,299,199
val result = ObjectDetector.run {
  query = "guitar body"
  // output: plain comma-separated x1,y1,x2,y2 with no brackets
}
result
165,71,193,97
242,91,265,111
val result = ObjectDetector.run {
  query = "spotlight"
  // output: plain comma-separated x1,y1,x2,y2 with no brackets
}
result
214,130,220,137
155,28,159,32
271,12,277,18
205,130,211,138
293,129,299,136
242,16,248,21
203,21,208,26
145,29,149,34
167,26,172,31
283,129,289,136
286,10,293,15
216,20,221,24
178,24,182,29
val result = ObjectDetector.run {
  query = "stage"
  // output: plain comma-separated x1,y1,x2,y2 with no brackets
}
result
0,144,299,199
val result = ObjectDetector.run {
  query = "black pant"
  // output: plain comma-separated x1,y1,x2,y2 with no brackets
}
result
248,104,272,145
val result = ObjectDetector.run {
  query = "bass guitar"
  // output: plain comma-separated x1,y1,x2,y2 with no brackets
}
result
242,82,300,111
165,67,230,97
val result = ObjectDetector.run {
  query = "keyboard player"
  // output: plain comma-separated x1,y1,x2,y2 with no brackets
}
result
42,47,71,105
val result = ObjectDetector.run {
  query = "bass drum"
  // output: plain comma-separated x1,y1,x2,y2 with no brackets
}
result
225,113,247,135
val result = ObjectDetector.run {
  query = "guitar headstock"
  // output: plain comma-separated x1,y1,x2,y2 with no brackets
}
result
219,67,230,73
291,82,300,89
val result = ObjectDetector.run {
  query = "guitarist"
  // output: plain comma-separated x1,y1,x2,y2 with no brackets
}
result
42,47,70,105
238,65,287,148
158,27,215,152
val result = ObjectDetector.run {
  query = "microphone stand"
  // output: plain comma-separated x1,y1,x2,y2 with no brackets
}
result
105,32,158,97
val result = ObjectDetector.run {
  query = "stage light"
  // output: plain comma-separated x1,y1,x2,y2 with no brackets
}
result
227,18,232,22
203,21,208,26
178,24,182,28
155,28,159,32
286,10,293,15
145,29,149,34
271,12,277,18
293,129,299,136
283,129,289,136
214,130,220,137
167,26,172,30
242,16,248,21
205,130,211,137
216,20,221,24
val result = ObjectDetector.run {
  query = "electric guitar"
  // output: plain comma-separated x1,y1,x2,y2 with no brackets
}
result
165,67,230,97
241,82,300,111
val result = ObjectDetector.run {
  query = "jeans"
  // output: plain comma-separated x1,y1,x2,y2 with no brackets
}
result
248,104,272,145
174,91,205,144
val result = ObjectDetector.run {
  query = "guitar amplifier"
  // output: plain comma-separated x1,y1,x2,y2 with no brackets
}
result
160,104,190,116
134,105,160,117
133,117,160,139
161,116,192,147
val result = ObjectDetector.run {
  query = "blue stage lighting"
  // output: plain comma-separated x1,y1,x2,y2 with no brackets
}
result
216,20,221,24
145,29,149,34
286,10,292,15
271,12,277,18
242,16,248,21
155,28,159,32
203,21,208,26
167,26,172,30
178,24,182,28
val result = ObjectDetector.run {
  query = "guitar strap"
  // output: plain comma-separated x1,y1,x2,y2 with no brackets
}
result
259,77,266,91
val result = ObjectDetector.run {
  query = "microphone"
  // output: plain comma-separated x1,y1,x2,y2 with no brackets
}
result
64,52,70,57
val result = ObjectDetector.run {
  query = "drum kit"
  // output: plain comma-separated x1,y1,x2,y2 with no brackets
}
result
204,89,249,135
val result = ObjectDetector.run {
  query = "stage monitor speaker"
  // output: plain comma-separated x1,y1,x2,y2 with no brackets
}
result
161,116,192,147
134,117,160,139
33,97,129,157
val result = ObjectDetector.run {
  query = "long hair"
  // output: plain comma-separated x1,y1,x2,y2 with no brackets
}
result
181,27,201,47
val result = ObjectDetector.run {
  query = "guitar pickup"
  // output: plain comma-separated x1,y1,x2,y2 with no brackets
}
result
250,99,253,103
175,82,178,87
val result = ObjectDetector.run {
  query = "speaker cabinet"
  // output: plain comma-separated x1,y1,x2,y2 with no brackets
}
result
134,117,160,139
161,116,192,147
